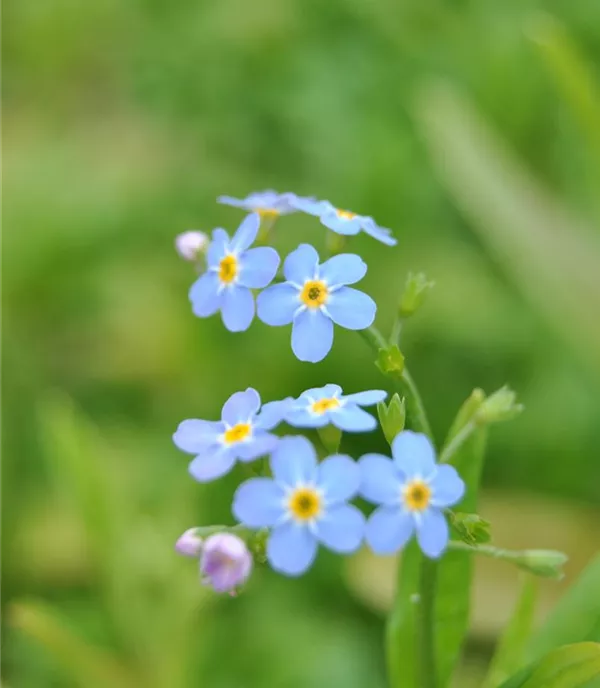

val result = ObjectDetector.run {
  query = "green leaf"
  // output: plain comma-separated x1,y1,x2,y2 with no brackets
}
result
527,554,600,660
483,577,538,688
498,642,600,688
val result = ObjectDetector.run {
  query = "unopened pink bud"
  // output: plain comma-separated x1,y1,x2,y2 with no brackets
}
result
200,533,252,593
175,528,204,557
175,231,208,261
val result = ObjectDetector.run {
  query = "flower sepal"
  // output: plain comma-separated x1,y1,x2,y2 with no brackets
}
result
376,344,405,378
474,386,524,425
399,272,435,318
449,511,491,545
377,393,406,445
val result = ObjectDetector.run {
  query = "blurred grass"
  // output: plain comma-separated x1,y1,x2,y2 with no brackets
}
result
3,0,600,685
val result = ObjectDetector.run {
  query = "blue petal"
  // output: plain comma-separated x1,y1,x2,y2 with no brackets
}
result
267,522,318,576
284,407,329,428
189,272,222,317
238,247,280,288
173,419,222,454
318,454,361,503
315,504,365,553
255,399,292,430
236,432,278,461
283,244,319,283
207,228,230,266
362,218,397,246
320,211,362,236
319,253,367,287
416,509,449,559
326,287,376,330
297,384,342,401
429,465,465,508
257,284,299,326
330,404,377,432
188,447,237,482
221,286,255,332
221,388,261,425
392,431,437,478
230,213,260,253
365,506,414,554
343,390,387,406
217,195,247,208
270,435,317,487
358,454,401,505
291,309,334,362
233,478,284,527
292,199,333,217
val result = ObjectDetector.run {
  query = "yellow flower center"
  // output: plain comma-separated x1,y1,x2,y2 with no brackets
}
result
223,422,251,444
300,280,329,308
219,255,238,283
403,480,432,512
288,487,322,522
336,208,357,220
311,397,340,415
255,207,280,219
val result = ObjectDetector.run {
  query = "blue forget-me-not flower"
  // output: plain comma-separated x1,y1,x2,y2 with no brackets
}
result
360,430,465,559
189,214,279,332
233,436,365,576
293,198,397,246
282,384,387,432
173,388,285,483
257,244,376,363
218,190,311,218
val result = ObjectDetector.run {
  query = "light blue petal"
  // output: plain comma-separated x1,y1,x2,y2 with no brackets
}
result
230,213,260,253
255,399,292,430
429,465,465,508
358,454,401,505
283,244,319,283
326,287,376,330
297,384,342,402
267,522,318,576
217,195,248,208
315,504,365,553
173,419,222,454
392,431,437,479
365,506,414,554
236,432,278,461
221,286,254,332
233,478,284,527
221,388,261,425
330,404,377,432
207,228,230,266
292,199,332,216
362,218,397,246
416,509,449,559
257,284,299,326
189,272,222,317
270,435,317,487
238,247,280,289
318,454,361,503
188,447,237,482
319,253,367,287
291,309,334,362
320,211,362,236
284,407,328,428
343,390,387,406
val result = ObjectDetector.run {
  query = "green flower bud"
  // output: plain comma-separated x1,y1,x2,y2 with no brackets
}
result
377,393,406,445
399,272,435,318
449,512,491,545
475,385,524,425
513,549,568,580
376,345,405,378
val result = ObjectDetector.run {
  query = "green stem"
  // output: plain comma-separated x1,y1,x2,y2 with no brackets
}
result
418,558,438,688
390,316,403,346
439,420,475,464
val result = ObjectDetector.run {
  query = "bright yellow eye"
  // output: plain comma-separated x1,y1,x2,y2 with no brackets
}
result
255,207,280,219
300,280,328,308
311,397,340,415
224,423,251,444
336,209,357,220
403,480,432,512
219,255,238,283
288,487,322,521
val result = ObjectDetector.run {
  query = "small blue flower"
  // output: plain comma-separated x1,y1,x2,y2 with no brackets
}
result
189,214,279,332
173,388,286,482
218,190,312,217
233,436,365,576
360,431,465,559
283,384,387,432
293,198,397,246
257,244,377,362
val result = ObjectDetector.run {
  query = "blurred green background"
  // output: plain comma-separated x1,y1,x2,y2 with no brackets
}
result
3,0,600,686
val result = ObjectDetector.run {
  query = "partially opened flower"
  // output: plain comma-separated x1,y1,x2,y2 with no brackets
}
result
293,198,397,246
175,231,208,261
283,384,386,432
257,244,376,362
218,190,311,218
173,388,286,482
189,214,279,332
233,436,365,576
360,431,465,559
200,533,252,593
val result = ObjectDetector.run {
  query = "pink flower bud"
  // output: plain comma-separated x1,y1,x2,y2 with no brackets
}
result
200,533,252,593
175,231,208,261
175,528,204,557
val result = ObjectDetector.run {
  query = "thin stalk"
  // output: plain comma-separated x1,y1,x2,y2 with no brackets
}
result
418,558,438,688
390,316,403,346
439,420,475,464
